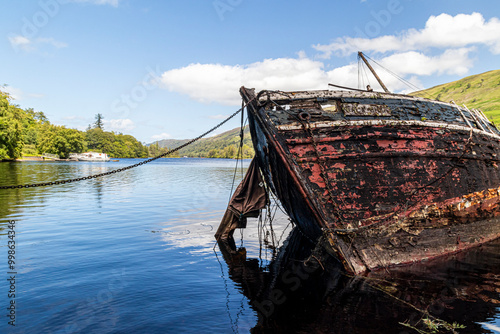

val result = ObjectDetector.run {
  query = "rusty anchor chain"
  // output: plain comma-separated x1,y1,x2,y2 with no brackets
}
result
0,100,254,190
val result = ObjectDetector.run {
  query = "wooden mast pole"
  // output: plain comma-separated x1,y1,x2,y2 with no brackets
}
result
358,51,390,93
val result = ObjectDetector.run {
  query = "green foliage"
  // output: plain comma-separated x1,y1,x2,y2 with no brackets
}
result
22,108,49,146
0,89,150,159
148,141,178,158
400,316,466,333
37,124,87,158
154,126,255,159
94,113,104,130
413,69,500,124
85,128,149,158
114,133,148,158
22,144,38,156
0,90,25,159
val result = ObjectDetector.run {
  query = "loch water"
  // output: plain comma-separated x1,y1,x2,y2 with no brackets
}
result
0,158,499,334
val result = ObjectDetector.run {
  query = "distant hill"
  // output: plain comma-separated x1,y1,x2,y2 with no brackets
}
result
151,70,500,159
152,126,254,159
413,70,500,124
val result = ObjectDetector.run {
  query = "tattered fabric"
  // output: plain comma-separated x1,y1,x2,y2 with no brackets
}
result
215,158,268,240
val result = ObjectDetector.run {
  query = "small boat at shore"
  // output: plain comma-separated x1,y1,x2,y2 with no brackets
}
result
217,54,500,274
70,152,110,162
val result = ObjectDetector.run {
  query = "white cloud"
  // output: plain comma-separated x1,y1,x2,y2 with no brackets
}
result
1,86,24,100
160,57,329,105
326,48,473,91
326,62,400,92
1,86,44,101
377,49,474,76
37,37,68,49
8,35,67,52
413,13,500,52
314,13,500,57
151,133,172,141
159,12,498,103
104,119,135,132
8,35,32,51
159,47,476,103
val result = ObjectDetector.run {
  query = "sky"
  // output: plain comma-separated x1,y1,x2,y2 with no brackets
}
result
1,0,500,143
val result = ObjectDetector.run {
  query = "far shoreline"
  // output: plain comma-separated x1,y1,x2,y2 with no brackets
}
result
3,156,252,162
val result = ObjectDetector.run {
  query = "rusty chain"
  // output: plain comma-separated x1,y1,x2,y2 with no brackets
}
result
0,102,251,190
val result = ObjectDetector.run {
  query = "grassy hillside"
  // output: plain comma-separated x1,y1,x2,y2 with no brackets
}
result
152,70,500,159
413,70,500,124
153,126,254,158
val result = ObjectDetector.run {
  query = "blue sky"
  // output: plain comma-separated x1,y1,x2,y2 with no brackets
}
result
1,0,500,143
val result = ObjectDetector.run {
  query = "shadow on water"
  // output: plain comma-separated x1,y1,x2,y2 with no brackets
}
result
218,227,500,333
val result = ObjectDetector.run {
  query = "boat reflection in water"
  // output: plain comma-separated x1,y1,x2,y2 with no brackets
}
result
218,226,500,333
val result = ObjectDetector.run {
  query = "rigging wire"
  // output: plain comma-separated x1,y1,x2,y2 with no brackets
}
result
228,105,246,202
357,54,372,91
364,54,421,91
361,63,371,90
358,57,362,90
362,53,435,99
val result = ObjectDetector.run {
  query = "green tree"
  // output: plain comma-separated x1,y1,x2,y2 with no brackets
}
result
85,127,105,151
94,113,104,130
242,144,254,159
85,128,149,158
22,108,46,146
222,145,237,158
0,90,25,159
33,110,49,124
37,124,87,158
207,149,219,158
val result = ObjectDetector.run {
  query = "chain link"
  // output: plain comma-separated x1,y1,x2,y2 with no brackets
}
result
0,103,251,190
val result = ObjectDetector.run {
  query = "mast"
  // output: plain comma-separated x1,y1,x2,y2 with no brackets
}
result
358,51,390,93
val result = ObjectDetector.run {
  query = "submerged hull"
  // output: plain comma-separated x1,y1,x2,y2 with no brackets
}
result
240,87,500,274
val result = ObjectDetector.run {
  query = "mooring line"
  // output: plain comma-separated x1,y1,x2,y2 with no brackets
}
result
0,100,254,190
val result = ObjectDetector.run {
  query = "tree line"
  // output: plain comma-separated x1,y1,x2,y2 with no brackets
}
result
1,88,254,160
0,89,162,160
156,126,255,159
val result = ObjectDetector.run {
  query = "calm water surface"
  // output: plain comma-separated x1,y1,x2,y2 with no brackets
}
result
0,158,499,333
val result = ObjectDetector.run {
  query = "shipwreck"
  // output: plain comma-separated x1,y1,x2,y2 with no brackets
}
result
216,53,500,274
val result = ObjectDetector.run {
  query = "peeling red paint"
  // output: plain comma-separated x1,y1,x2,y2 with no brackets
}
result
240,87,500,274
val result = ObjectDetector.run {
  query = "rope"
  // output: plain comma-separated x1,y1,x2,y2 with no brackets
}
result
0,100,254,190
361,53,436,99
228,103,246,200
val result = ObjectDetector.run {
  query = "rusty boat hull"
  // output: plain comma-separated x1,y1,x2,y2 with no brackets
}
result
240,87,500,274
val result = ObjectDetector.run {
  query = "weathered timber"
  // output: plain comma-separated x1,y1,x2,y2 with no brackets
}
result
239,86,500,274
